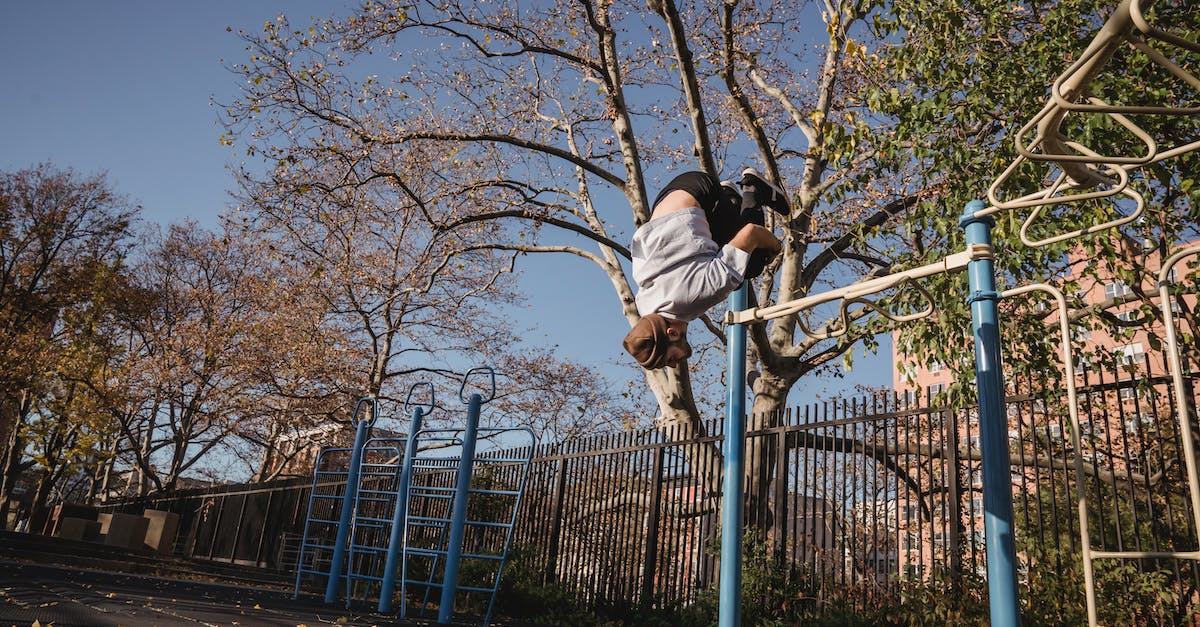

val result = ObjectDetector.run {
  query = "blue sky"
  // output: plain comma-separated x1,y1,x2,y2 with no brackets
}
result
0,1,896,410
1,1,343,227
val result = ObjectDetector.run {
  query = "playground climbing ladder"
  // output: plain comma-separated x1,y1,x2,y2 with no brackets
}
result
293,369,536,626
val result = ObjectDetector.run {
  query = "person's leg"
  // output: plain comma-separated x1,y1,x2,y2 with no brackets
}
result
651,171,723,212
740,168,790,216
737,169,791,279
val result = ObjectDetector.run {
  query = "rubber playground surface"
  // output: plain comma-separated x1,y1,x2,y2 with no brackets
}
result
0,560,464,627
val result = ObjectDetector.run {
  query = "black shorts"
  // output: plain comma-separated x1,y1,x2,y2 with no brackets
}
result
653,171,769,278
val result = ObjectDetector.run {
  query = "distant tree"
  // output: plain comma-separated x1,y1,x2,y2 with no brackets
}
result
105,224,264,494
0,164,135,524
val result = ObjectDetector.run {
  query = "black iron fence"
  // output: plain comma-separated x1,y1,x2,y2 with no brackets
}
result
101,365,1200,621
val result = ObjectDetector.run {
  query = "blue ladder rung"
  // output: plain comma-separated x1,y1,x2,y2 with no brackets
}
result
357,488,400,496
463,520,514,529
354,496,394,503
457,584,499,594
404,547,451,558
469,488,521,497
408,522,451,531
353,516,393,524
407,515,452,524
315,470,350,477
301,541,335,550
349,545,389,554
311,493,348,500
411,485,456,494
461,552,504,561
306,517,341,525
402,577,445,587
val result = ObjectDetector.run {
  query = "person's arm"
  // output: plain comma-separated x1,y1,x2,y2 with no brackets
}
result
727,223,781,256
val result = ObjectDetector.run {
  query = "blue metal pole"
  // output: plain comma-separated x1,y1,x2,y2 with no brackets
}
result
324,410,373,604
438,392,483,624
960,200,1021,627
719,283,749,627
379,400,428,614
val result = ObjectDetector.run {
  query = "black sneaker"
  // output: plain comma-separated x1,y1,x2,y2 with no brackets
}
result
740,167,790,216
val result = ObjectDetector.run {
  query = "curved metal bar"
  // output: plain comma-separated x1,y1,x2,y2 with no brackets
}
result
975,0,1198,252
1156,245,1200,550
404,381,435,417
1018,179,1145,248
985,150,1131,212
351,396,380,427
1015,100,1160,166
792,275,937,341
458,366,496,404
999,283,1096,626
1131,0,1200,53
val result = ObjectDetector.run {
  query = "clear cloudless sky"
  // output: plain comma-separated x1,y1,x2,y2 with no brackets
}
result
0,1,896,411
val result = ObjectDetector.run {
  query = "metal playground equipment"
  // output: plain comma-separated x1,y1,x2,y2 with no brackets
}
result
719,1,1198,625
292,368,537,626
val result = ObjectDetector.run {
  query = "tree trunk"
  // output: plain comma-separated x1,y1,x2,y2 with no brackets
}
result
0,390,32,529
27,471,55,535
645,366,723,498
744,373,794,534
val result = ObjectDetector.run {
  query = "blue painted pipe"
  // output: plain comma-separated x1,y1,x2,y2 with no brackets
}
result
438,392,483,623
960,201,1022,627
324,409,373,604
719,283,749,627
379,401,428,613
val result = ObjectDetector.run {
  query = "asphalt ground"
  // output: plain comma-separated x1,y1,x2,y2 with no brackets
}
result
0,560,459,627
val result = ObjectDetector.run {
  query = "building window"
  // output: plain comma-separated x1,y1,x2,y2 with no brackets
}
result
1105,281,1132,300
1071,325,1092,342
928,382,947,398
1116,343,1145,367
1119,386,1138,401
929,360,944,374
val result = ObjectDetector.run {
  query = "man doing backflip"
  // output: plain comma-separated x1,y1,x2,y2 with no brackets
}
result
623,169,788,370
